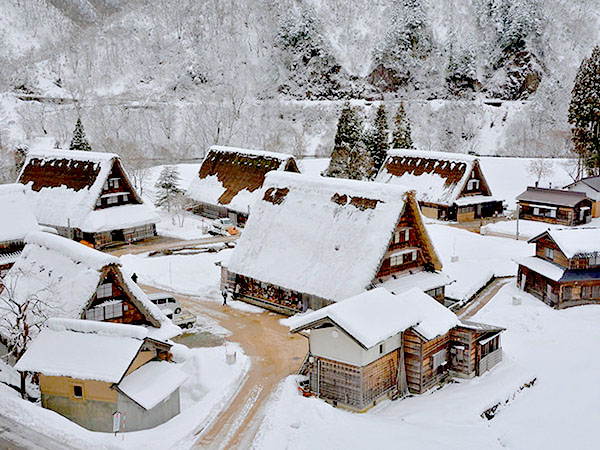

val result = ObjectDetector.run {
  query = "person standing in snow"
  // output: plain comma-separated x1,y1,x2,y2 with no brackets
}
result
222,290,228,306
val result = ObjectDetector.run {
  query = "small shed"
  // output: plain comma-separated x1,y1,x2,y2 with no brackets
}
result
0,184,40,276
375,149,503,222
289,288,503,411
186,145,300,226
15,319,187,432
18,148,158,248
225,172,450,314
516,186,593,226
564,176,600,217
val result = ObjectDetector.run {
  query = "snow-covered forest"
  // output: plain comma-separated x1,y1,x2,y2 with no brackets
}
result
0,0,599,170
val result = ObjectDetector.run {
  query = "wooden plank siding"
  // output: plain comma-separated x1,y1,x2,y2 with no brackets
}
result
535,237,570,268
421,332,451,392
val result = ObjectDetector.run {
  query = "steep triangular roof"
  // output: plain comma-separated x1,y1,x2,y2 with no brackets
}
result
375,149,494,206
17,148,157,232
227,172,440,302
186,145,300,214
0,232,178,341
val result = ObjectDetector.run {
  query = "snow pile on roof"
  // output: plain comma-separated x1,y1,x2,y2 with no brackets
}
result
515,256,565,282
378,270,453,295
376,149,490,206
186,145,299,214
17,148,156,231
540,228,600,258
1,232,177,339
289,288,458,347
118,361,188,410
227,172,414,301
0,184,40,242
15,319,146,382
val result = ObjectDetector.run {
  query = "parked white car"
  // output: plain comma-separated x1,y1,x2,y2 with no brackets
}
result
147,292,183,314
210,217,239,236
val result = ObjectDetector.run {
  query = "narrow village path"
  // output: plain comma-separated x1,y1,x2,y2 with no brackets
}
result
139,285,307,450
457,277,514,320
108,234,238,257
0,413,80,450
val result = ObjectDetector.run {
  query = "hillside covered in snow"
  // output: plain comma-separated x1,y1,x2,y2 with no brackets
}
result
0,0,599,170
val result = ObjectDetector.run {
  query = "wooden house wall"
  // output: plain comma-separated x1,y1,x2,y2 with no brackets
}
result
361,349,399,407
421,332,451,392
403,329,424,393
519,201,592,226
534,237,570,268
458,162,491,198
96,160,140,209
449,327,475,377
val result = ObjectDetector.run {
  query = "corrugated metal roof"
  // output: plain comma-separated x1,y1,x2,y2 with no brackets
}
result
516,186,591,207
564,176,600,193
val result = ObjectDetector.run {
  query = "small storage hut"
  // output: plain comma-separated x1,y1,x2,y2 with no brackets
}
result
18,148,158,248
224,172,451,314
375,149,503,222
186,145,300,226
15,318,187,432
290,288,504,411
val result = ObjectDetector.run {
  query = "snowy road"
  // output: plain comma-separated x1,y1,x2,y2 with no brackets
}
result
0,413,79,450
139,284,307,450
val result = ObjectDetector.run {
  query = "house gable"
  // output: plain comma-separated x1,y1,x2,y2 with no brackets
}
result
374,192,442,280
83,265,160,328
95,159,142,210
457,160,492,199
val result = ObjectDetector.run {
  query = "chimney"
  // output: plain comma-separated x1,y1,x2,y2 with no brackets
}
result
535,181,539,188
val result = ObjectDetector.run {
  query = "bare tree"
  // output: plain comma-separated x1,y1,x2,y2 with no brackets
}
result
527,158,555,185
172,192,193,227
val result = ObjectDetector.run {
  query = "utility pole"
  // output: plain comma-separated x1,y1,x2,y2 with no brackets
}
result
516,204,520,241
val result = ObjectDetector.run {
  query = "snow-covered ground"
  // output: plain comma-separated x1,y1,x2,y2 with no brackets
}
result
253,284,600,450
481,217,600,240
0,344,249,450
427,224,532,301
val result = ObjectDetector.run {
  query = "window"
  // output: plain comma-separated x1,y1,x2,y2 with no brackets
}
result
86,306,104,321
107,196,118,205
390,255,402,267
393,229,410,244
533,207,540,216
97,283,113,299
589,255,599,267
432,349,447,370
467,179,480,191
109,178,120,189
122,194,128,202
582,286,592,299
544,248,554,260
85,301,123,321
104,301,123,319
563,286,573,300
379,344,384,354
73,385,83,398
403,250,417,264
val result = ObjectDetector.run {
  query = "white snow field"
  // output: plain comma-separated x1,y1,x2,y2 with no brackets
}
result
0,344,249,450
253,283,600,450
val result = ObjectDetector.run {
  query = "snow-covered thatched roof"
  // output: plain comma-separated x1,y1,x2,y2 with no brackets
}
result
0,184,40,243
289,288,459,348
375,149,493,206
14,318,148,382
1,232,178,340
17,148,157,232
227,172,433,302
186,145,300,214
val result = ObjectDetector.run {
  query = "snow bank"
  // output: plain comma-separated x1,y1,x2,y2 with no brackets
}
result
481,217,600,240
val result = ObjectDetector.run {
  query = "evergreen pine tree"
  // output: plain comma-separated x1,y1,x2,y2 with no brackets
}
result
69,117,92,152
325,102,373,180
366,104,390,175
568,45,600,176
391,101,414,149
154,166,183,212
